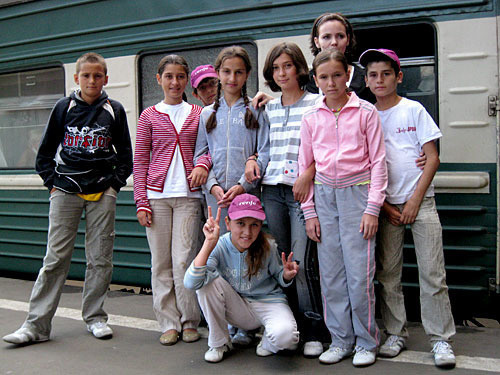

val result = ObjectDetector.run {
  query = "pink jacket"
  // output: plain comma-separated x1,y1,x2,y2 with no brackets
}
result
298,92,387,219
133,104,203,213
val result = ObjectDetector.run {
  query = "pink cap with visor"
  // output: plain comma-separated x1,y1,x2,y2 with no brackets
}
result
228,194,266,221
190,64,218,88
359,48,401,69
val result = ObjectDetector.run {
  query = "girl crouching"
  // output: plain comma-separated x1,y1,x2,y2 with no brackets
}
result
184,194,300,362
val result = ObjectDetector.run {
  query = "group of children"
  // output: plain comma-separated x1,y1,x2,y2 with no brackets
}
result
2,11,456,370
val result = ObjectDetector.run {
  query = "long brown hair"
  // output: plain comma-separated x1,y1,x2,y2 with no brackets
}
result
245,231,271,280
206,46,259,133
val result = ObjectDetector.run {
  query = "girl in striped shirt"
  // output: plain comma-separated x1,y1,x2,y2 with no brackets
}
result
133,55,203,347
258,42,325,358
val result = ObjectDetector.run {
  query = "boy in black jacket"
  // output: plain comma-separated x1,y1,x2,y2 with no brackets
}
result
3,52,133,345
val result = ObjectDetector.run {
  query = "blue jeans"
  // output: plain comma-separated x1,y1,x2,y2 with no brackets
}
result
262,184,323,341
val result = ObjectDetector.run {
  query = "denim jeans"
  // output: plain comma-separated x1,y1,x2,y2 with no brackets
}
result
262,184,323,341
377,197,456,344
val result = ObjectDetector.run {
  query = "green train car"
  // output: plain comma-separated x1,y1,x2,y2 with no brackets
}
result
0,0,498,322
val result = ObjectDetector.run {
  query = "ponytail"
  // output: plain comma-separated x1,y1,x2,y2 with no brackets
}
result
206,81,222,133
242,83,259,130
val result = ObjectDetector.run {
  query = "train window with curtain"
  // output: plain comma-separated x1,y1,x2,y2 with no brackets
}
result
0,67,65,169
138,42,258,111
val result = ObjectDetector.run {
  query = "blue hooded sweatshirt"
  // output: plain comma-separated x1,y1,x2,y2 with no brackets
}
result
184,233,291,303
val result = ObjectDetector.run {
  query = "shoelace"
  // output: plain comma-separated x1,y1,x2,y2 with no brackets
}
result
330,347,347,354
355,346,370,355
385,335,402,346
432,341,452,354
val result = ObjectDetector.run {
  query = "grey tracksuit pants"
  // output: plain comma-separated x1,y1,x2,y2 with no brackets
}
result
314,183,380,351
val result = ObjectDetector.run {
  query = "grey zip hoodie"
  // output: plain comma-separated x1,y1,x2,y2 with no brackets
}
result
193,96,270,193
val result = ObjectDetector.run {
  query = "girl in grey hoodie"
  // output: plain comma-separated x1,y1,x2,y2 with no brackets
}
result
193,46,270,234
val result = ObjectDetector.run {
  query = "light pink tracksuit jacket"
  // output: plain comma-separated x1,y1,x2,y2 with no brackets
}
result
298,92,387,220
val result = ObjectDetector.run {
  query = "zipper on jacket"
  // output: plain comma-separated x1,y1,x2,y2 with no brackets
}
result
334,113,340,186
225,106,231,191
239,251,243,291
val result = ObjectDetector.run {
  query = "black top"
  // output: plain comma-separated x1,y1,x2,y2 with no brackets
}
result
306,64,376,104
36,91,133,194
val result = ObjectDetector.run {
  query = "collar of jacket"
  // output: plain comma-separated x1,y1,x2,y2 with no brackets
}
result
219,96,246,109
222,232,249,256
71,89,109,107
316,91,360,113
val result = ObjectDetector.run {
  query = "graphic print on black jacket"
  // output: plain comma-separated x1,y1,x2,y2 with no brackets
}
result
36,90,133,194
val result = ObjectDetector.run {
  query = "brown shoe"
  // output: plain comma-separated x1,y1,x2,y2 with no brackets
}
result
159,330,179,345
182,329,200,343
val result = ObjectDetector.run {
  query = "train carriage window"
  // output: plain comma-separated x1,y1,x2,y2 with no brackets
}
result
355,23,437,122
139,43,258,111
0,67,64,169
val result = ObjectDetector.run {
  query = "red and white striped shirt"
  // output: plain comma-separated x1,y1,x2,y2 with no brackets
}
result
133,103,203,213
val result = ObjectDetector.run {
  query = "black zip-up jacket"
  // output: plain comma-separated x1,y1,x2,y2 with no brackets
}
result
36,90,133,194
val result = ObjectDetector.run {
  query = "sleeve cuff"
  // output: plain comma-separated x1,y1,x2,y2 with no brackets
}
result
302,206,318,220
239,177,254,192
194,163,210,172
136,205,152,214
280,272,294,288
364,202,381,217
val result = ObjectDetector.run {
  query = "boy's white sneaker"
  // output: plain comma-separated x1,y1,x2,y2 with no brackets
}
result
432,341,456,368
352,346,376,367
256,339,274,357
204,344,232,363
87,321,113,339
319,346,353,364
303,341,324,357
3,327,49,345
379,335,406,358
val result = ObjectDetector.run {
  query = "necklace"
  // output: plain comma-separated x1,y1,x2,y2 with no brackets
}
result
331,106,343,113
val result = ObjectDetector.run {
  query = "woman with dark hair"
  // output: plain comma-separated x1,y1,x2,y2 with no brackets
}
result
306,12,374,102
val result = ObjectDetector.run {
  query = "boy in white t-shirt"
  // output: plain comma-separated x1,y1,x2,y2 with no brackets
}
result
360,49,456,368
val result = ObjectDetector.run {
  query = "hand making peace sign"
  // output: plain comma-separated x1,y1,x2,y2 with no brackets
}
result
282,251,299,282
203,206,222,244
